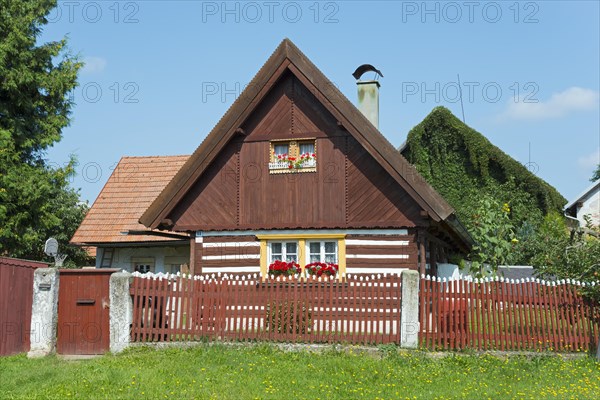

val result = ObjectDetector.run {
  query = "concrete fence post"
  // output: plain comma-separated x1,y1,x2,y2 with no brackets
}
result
28,268,60,358
400,270,420,349
109,271,132,353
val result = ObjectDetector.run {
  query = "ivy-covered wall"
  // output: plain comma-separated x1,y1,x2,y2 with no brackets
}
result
401,106,567,234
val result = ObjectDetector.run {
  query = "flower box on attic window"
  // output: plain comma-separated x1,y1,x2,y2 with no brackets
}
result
269,139,317,174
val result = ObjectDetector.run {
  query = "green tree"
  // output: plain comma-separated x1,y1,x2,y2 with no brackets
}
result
466,195,517,276
0,0,90,266
592,164,600,182
531,213,600,302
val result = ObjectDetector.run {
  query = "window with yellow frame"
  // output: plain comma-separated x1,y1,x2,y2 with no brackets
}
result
258,234,346,278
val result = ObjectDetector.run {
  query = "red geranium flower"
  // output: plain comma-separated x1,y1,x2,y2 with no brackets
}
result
305,262,338,277
268,260,301,277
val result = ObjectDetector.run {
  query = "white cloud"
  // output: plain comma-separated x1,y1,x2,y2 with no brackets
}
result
578,148,600,170
81,56,107,74
500,87,599,121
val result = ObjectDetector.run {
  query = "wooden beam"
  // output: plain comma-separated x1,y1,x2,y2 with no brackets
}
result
192,238,203,275
430,241,438,277
423,229,453,250
418,231,426,277
189,237,195,276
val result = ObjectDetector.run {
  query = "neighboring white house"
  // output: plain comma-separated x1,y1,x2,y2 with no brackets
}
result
565,181,600,227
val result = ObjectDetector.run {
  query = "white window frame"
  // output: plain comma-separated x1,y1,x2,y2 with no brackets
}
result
134,262,155,274
132,257,155,274
306,240,338,264
268,241,299,263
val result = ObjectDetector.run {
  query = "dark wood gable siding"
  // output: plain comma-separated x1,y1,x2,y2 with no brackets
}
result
168,141,239,229
346,136,423,227
242,71,340,140
167,73,425,231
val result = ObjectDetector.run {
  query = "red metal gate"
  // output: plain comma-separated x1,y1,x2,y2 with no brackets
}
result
0,257,47,356
57,269,117,355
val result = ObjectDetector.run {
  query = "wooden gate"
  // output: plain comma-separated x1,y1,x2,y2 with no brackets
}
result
57,269,117,355
0,257,48,356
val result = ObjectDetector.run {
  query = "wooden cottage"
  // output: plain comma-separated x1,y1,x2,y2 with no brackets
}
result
73,39,472,277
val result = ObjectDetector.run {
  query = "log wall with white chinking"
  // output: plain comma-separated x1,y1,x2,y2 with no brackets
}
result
192,232,419,276
196,235,261,275
344,231,418,274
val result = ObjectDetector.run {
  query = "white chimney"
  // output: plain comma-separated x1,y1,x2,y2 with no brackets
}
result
353,64,383,130
357,80,380,129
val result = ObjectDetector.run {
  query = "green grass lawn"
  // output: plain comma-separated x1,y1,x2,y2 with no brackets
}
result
1,344,599,399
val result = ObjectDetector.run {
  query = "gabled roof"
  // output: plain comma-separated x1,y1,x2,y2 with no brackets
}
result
71,155,189,245
141,39,460,233
565,181,600,215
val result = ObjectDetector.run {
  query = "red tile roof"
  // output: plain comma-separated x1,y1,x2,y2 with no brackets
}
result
70,155,189,245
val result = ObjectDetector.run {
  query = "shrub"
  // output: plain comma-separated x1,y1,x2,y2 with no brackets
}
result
264,300,312,335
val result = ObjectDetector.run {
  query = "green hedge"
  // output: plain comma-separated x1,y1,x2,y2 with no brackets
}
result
401,107,566,236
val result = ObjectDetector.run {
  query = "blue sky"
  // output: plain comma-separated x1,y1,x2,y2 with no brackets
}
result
42,1,600,204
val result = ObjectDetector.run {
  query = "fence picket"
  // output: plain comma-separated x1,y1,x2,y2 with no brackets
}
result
130,277,139,341
522,280,531,350
573,282,585,351
511,279,525,350
565,282,578,350
461,278,468,349
570,283,580,350
490,279,499,350
546,279,564,352
351,277,357,345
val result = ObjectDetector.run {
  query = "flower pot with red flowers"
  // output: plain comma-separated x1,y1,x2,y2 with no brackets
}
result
305,262,339,278
268,260,301,277
269,152,317,170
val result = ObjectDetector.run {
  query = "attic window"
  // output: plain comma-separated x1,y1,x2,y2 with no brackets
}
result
269,139,317,173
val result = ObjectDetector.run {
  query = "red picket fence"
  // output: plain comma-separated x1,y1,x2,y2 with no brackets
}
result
130,273,402,345
419,275,600,352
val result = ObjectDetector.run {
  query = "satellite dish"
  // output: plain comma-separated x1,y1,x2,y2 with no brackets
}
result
44,238,59,257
